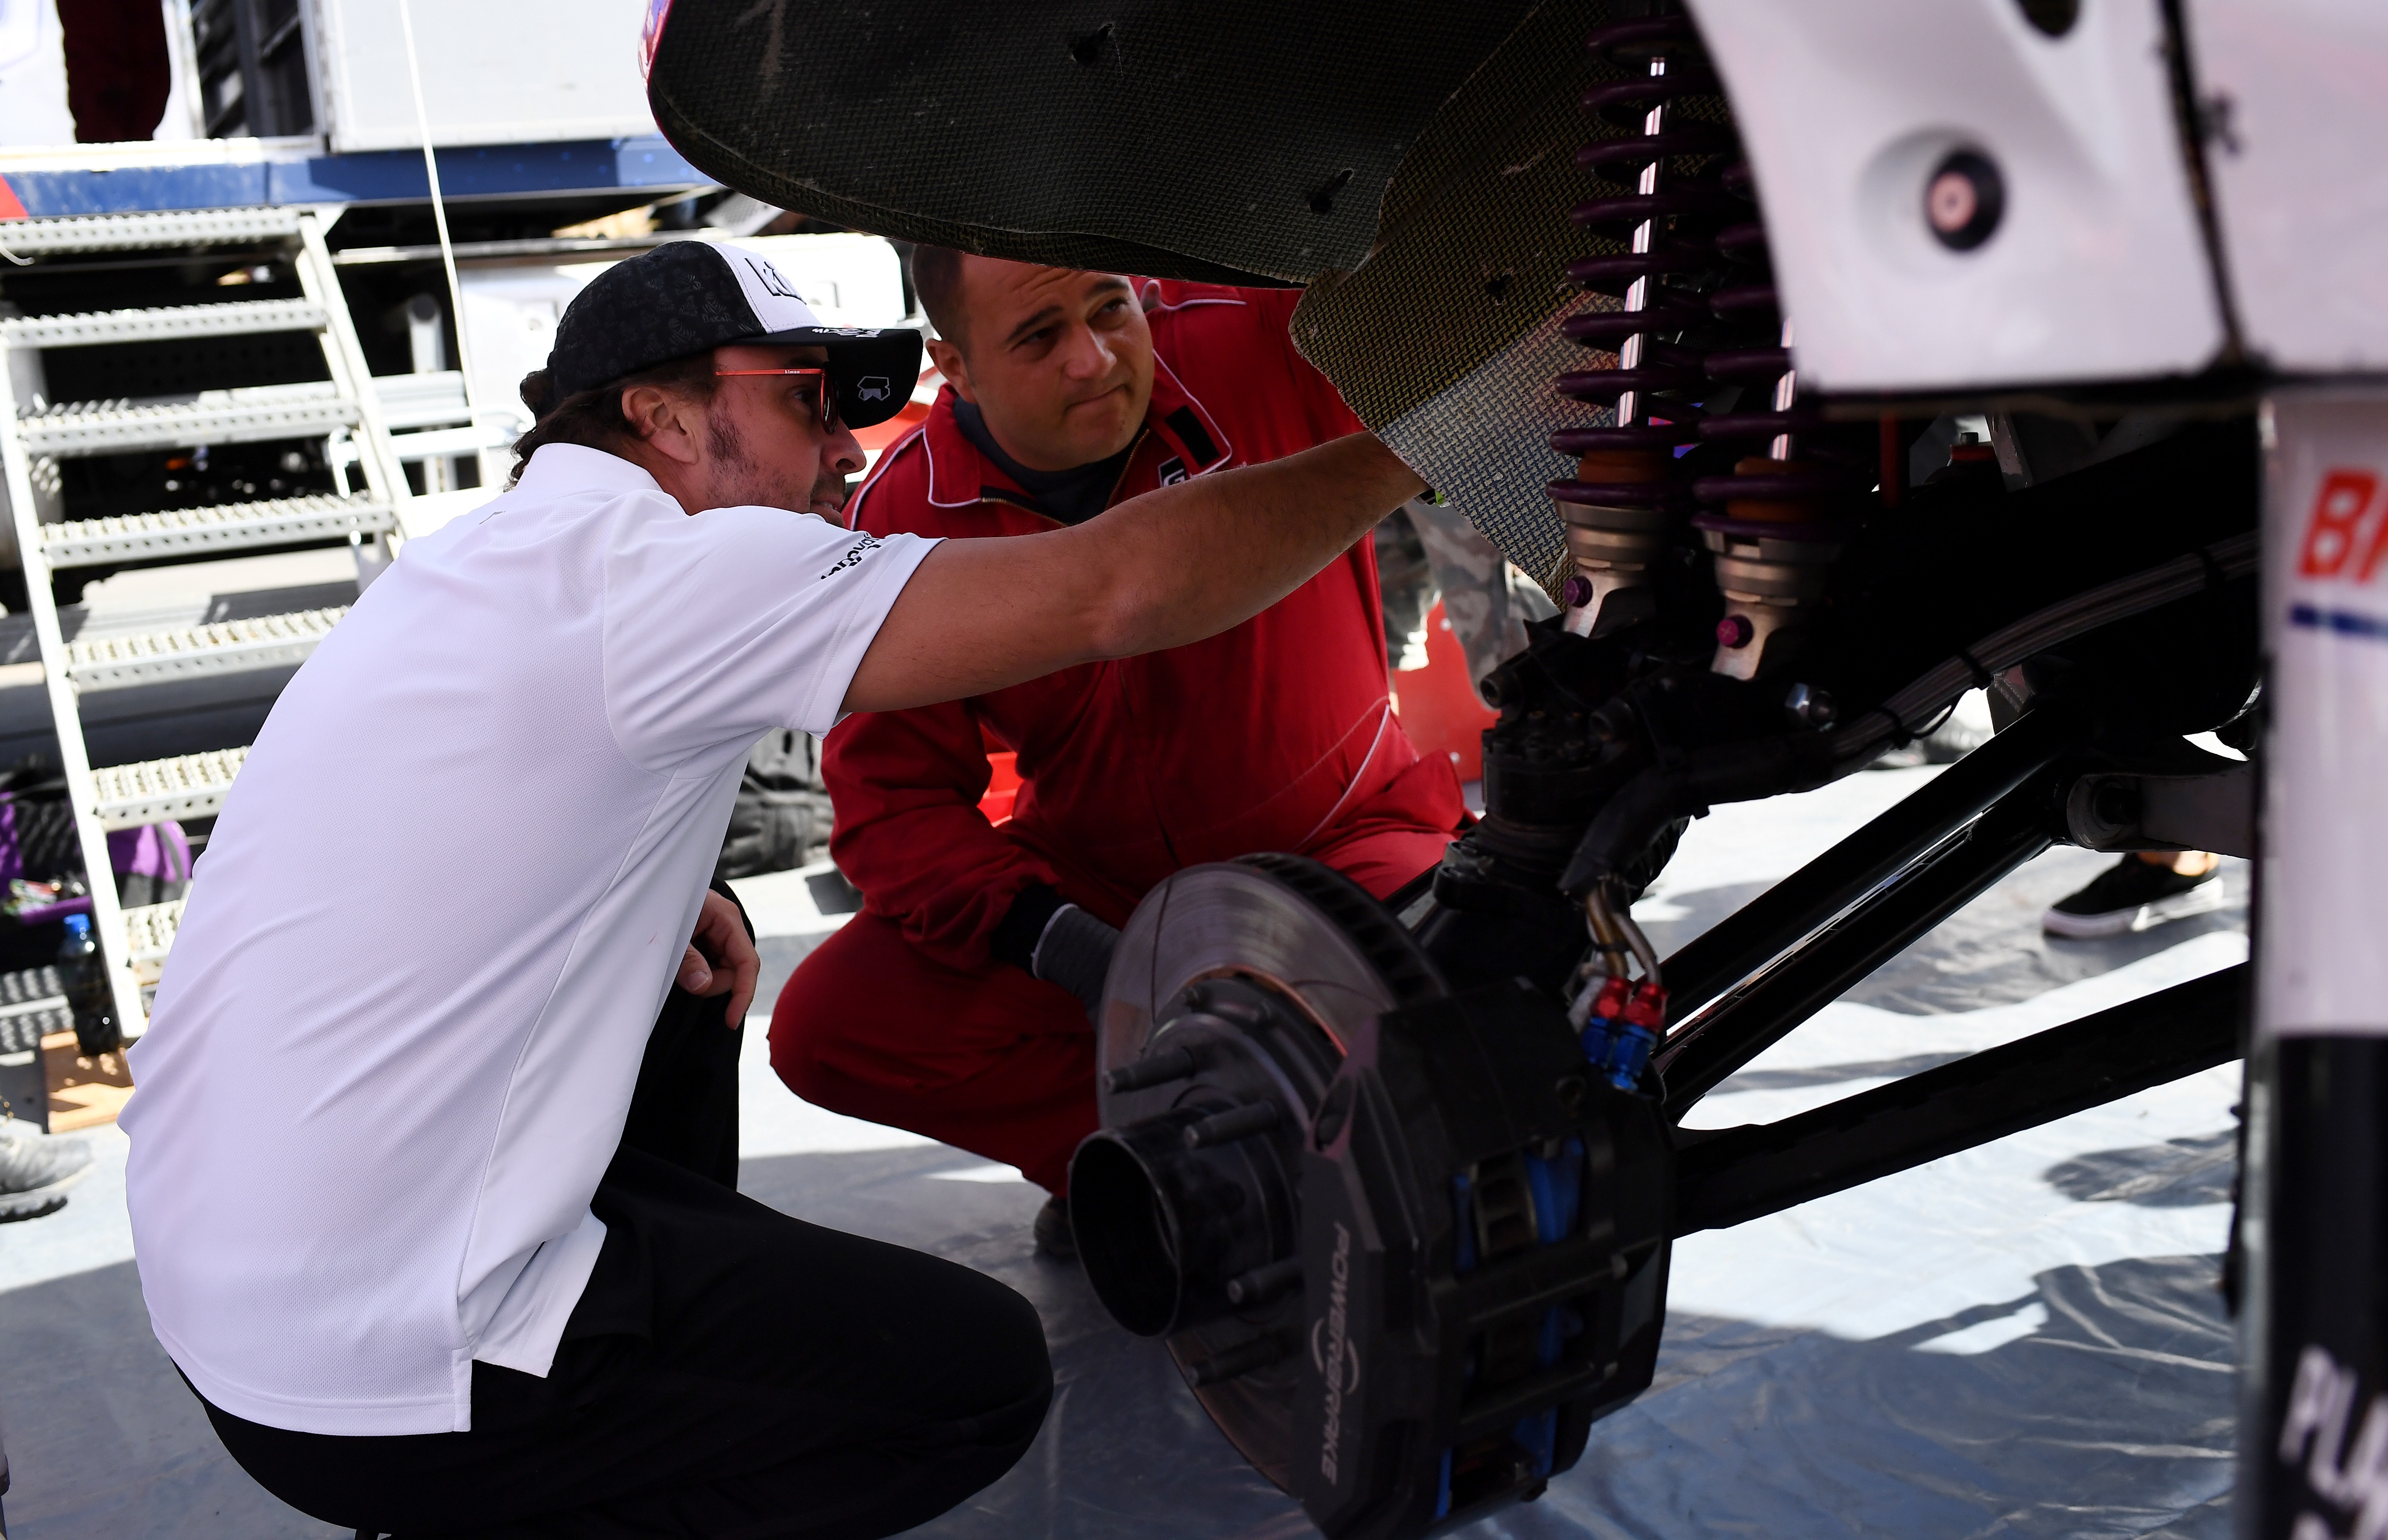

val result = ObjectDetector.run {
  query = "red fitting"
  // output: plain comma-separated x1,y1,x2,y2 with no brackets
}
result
1621,981,1668,1030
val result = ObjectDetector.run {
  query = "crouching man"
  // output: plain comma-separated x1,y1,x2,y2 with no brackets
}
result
120,241,1425,1538
771,251,1468,1256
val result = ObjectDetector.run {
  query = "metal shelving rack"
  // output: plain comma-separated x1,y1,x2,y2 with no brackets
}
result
0,205,405,1037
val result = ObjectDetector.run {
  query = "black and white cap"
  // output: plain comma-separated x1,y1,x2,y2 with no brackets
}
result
542,240,922,429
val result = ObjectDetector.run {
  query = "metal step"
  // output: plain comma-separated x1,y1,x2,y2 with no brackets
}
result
19,382,356,457
0,966,71,1060
66,607,346,690
124,900,183,969
40,493,394,568
0,207,306,257
374,370,472,430
91,747,247,831
2,298,329,351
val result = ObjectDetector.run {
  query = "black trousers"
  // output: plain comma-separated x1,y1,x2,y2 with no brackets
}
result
191,895,1055,1540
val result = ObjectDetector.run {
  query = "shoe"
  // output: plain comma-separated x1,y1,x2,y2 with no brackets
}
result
2043,858,2226,939
1033,1195,1077,1261
0,1115,92,1223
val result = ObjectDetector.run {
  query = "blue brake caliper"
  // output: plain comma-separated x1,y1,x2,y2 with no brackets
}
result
1436,1136,1587,1517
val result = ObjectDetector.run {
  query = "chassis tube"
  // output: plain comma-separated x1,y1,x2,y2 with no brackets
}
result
1660,702,2086,1022
1656,784,2057,1116
2242,391,2388,1540
1675,963,2244,1235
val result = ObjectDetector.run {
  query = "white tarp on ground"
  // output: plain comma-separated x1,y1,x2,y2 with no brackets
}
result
0,769,2246,1538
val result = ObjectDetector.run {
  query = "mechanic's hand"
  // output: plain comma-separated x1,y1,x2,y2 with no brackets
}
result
678,889,760,1027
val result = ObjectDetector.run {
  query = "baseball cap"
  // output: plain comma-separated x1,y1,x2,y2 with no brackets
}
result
541,240,922,429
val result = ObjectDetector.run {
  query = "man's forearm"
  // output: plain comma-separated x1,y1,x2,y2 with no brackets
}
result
841,432,1422,715
1077,432,1424,659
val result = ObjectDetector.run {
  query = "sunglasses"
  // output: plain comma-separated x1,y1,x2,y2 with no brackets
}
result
712,366,842,431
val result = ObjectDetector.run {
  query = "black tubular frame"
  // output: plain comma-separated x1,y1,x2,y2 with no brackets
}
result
1657,703,2089,1023
1671,963,2246,1234
1654,783,2061,1115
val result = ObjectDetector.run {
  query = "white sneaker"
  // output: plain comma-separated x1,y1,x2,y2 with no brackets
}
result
0,1115,92,1222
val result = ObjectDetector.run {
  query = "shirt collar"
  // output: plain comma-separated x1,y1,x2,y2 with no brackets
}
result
513,443,666,501
919,363,1235,513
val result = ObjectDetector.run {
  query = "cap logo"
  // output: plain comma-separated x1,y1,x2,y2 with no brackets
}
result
855,376,893,402
745,256,804,301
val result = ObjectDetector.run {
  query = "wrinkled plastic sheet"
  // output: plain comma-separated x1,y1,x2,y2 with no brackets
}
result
0,769,2245,1538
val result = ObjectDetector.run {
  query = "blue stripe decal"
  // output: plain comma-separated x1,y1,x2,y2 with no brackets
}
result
2289,604,2388,642
4,136,710,217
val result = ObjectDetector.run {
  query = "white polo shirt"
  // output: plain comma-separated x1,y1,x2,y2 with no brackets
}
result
121,445,936,1436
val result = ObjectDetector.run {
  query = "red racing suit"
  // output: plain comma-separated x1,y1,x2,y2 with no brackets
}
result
769,283,1467,1192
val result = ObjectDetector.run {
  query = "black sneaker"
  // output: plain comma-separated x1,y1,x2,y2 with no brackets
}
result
0,1115,92,1222
1033,1195,1077,1262
2043,857,2225,939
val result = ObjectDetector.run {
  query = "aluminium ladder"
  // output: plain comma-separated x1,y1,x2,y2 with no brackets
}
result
0,206,408,1037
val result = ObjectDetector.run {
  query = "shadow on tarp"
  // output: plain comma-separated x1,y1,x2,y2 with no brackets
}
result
0,1141,2236,1540
0,1258,332,1539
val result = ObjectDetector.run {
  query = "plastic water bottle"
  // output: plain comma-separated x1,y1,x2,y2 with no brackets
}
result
57,914,119,1056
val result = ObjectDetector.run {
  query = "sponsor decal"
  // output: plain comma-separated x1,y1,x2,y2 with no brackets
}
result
855,376,893,403
2292,466,2388,645
2298,468,2388,584
818,533,881,581
2278,1343,2388,1539
1158,457,1188,487
1311,1221,1359,1484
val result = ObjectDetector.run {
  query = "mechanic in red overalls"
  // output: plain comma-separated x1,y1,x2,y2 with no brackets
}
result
769,251,1467,1256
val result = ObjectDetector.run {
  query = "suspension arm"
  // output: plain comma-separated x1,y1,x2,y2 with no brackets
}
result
1657,704,2088,1020
1670,963,2246,1236
1655,782,2059,1115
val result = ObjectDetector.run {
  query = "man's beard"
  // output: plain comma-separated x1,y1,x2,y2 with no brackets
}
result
705,409,849,519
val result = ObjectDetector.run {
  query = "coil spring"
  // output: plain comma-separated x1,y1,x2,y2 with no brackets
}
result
1553,11,1875,620
1549,13,1731,531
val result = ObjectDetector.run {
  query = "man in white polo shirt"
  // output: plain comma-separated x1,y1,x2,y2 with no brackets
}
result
119,241,1426,1539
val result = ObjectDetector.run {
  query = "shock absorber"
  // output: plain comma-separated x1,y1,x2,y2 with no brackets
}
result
1548,11,1735,637
1689,164,1870,681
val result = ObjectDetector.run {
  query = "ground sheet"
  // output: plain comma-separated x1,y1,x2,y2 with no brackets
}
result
0,766,2246,1538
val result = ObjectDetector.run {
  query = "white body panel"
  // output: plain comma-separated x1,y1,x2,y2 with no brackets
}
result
1688,0,2223,392
311,0,656,153
2187,0,2388,372
2259,389,2388,1040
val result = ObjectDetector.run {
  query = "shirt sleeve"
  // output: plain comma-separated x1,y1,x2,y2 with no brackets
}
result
821,700,1066,970
1243,287,1368,443
600,503,938,772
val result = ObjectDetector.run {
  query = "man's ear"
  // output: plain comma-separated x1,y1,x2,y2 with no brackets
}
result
924,335,976,405
619,382,704,467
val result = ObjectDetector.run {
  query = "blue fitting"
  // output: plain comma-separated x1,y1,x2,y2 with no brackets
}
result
1606,1022,1656,1093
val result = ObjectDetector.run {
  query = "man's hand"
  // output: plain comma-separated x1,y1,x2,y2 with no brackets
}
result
678,889,760,1027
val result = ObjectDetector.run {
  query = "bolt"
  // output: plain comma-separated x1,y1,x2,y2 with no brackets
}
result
1716,614,1755,649
1925,149,2004,252
1225,1256,1304,1308
1561,574,1595,608
1185,1101,1282,1149
1102,1048,1197,1095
